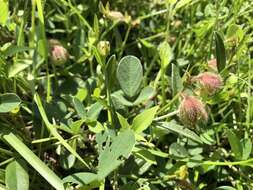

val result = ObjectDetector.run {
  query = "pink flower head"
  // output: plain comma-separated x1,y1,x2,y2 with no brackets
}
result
51,45,68,65
179,95,208,126
49,39,68,65
192,72,223,95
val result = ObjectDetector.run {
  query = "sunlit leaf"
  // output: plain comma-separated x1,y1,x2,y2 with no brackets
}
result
132,106,159,134
117,56,143,98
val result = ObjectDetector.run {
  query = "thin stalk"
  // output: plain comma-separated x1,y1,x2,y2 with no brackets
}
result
161,68,166,106
143,54,159,85
246,52,252,129
118,24,131,59
0,158,15,167
154,110,179,121
138,9,167,21
203,158,253,166
101,21,119,39
157,92,180,115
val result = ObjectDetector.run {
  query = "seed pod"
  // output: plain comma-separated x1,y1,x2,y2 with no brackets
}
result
97,41,110,57
192,72,223,95
179,95,208,126
49,39,68,65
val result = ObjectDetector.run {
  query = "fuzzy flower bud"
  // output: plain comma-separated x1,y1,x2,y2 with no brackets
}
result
208,59,217,71
107,11,125,22
192,72,223,95
179,95,208,126
97,41,110,57
49,39,68,65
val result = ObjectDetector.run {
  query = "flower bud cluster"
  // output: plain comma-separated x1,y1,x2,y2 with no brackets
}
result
178,60,223,126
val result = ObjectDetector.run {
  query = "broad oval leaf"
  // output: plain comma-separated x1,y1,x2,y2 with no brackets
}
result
0,93,21,113
116,55,143,98
5,160,29,190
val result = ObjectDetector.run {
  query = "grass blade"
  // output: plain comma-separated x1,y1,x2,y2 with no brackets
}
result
3,133,64,190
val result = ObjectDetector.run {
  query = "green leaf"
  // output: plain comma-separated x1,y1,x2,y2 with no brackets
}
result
5,160,29,190
0,0,9,26
88,121,104,134
111,91,133,107
133,86,155,105
158,121,203,144
69,119,84,135
117,113,130,129
241,138,252,160
216,186,237,190
0,93,21,113
147,149,169,158
3,133,64,190
214,31,226,72
171,64,183,96
133,148,157,165
132,106,159,134
105,55,117,91
169,143,188,158
175,0,193,10
63,172,98,186
3,46,31,57
73,97,86,119
159,41,173,69
97,129,135,179
60,151,76,170
35,0,48,59
116,56,143,98
227,129,242,160
8,59,33,78
87,102,103,121
226,24,244,42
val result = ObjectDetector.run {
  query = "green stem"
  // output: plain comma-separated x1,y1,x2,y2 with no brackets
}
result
154,110,179,121
161,68,166,106
118,24,131,59
203,158,253,166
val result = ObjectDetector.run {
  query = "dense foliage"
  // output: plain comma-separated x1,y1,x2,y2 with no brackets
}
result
0,0,252,189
